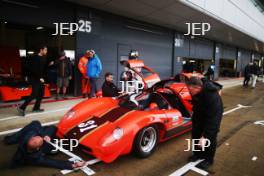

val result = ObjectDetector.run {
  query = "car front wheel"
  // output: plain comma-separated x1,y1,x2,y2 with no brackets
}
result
133,125,159,158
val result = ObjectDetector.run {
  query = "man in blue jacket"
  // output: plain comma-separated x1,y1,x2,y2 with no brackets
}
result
87,50,102,98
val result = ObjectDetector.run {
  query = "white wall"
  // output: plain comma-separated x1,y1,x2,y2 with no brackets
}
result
179,0,264,43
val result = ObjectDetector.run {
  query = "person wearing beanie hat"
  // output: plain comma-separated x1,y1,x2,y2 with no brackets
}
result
55,50,72,99
186,77,223,170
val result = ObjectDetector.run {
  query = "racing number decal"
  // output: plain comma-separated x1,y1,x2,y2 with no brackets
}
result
66,107,132,139
78,120,98,133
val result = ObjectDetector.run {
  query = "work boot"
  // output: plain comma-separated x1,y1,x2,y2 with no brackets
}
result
17,106,25,116
196,160,213,170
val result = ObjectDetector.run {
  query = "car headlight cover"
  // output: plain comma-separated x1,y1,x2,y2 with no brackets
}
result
112,127,124,140
64,110,75,120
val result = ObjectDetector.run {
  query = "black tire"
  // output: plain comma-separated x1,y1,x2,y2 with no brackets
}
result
133,125,159,158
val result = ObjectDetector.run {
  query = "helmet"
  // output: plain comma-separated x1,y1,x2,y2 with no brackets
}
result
129,50,139,60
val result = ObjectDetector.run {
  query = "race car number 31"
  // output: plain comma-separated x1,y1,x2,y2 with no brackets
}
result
78,120,98,133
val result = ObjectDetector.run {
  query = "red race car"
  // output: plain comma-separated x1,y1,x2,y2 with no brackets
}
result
56,77,193,163
0,79,51,102
120,59,161,89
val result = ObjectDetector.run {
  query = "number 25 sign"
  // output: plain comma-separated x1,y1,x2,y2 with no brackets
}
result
53,19,92,35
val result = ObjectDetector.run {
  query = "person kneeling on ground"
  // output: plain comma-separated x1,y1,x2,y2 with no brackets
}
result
102,72,121,97
4,120,85,170
186,77,223,170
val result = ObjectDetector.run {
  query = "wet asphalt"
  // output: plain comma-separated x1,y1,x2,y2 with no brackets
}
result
0,83,264,176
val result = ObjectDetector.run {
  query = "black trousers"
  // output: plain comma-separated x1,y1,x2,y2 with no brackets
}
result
6,121,73,170
20,79,44,110
25,126,73,170
191,126,217,163
243,76,250,86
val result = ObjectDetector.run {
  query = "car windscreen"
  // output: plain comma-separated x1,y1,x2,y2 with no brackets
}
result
159,92,190,117
118,94,138,109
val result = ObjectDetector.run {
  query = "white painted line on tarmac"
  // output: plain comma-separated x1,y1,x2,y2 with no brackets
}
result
190,164,209,175
169,159,208,176
254,120,264,126
223,104,251,116
169,104,251,176
0,108,70,122
0,120,59,136
46,141,98,175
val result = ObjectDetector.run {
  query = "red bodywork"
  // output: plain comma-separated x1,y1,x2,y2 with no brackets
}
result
121,59,161,88
57,77,193,163
0,84,51,101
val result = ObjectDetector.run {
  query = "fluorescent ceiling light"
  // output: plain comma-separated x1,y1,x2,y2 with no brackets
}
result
64,50,75,60
19,49,26,57
36,26,44,30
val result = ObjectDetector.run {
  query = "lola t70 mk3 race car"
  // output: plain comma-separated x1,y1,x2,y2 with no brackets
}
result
57,77,193,163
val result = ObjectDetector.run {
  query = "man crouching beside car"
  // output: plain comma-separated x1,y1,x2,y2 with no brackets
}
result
186,77,223,170
4,120,85,170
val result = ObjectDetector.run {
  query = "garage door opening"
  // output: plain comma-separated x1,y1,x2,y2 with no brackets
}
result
0,22,75,102
182,58,214,74
219,59,237,77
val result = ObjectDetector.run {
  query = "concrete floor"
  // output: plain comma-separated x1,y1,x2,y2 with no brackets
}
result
0,82,263,176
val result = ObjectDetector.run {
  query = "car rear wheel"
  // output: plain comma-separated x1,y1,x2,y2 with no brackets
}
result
133,125,159,158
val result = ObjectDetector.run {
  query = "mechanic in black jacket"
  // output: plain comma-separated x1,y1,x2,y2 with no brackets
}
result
4,121,85,170
102,72,120,97
18,46,48,116
186,77,223,170
243,62,253,86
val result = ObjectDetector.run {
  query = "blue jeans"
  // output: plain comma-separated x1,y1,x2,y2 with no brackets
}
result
89,78,98,98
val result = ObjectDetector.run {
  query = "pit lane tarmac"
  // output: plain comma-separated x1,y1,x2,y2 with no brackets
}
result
0,83,264,176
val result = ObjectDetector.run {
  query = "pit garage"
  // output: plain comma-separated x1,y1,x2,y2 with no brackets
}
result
219,59,236,77
0,22,76,102
182,58,213,74
219,45,238,78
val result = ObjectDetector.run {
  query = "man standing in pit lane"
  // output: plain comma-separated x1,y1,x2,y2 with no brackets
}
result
17,46,48,116
251,61,260,88
243,62,253,87
186,77,223,170
78,50,90,98
87,50,102,98
55,51,72,99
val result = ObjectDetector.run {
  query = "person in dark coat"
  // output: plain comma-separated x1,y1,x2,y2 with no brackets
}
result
251,61,260,88
55,51,72,99
102,72,120,97
204,65,215,81
18,46,48,116
186,77,223,170
243,62,253,86
4,121,85,169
